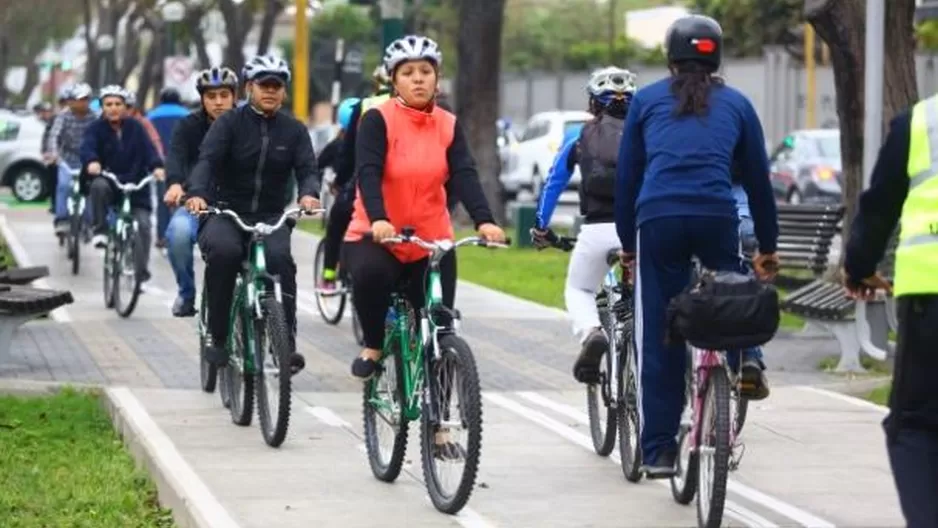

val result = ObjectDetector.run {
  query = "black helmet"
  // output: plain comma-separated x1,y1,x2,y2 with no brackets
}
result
159,87,182,104
665,15,723,70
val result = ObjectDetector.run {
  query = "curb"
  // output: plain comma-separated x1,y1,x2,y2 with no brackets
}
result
103,387,242,528
0,379,101,396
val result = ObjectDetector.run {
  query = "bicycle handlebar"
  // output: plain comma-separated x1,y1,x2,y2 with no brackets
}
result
99,170,155,193
367,227,511,257
200,206,325,236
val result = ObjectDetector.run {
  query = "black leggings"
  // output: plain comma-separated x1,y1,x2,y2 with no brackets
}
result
323,188,354,272
343,240,457,350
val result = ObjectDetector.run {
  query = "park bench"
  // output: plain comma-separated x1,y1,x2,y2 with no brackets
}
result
779,232,897,373
0,265,51,285
775,203,845,287
0,284,73,360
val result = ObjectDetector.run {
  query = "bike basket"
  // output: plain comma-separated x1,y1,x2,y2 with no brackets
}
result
666,270,779,350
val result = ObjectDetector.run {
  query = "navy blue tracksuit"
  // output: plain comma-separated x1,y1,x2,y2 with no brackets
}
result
615,78,779,465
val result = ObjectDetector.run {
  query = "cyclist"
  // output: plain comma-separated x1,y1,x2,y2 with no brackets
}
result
163,67,239,317
614,15,779,477
184,55,320,372
317,67,393,292
46,82,96,236
80,85,165,283
532,66,636,384
341,35,506,380
149,87,190,250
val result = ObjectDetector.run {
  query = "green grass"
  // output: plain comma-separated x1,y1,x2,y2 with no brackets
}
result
866,383,891,406
817,354,892,375
0,389,175,527
298,219,806,329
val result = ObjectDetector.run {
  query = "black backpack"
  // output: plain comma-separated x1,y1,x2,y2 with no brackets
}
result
666,270,780,351
577,114,623,199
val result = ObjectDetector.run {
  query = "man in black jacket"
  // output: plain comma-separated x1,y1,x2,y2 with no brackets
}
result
185,55,320,372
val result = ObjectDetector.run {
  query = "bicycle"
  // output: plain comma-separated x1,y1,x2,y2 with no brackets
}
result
312,238,364,346
200,206,323,448
100,171,154,318
58,167,89,275
362,227,508,514
547,235,643,481
669,258,776,528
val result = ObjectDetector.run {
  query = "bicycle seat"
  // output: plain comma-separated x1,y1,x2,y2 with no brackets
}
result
605,249,619,267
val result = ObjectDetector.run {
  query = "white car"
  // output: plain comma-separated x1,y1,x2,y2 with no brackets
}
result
499,110,593,200
0,114,49,202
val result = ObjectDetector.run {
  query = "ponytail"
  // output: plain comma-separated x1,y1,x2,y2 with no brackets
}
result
670,60,724,117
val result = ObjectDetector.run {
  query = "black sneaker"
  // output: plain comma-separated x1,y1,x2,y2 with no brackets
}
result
172,297,196,317
351,357,379,380
572,328,608,384
205,345,228,367
641,448,678,479
740,359,770,400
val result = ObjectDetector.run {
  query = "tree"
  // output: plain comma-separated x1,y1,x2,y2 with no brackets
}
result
455,0,507,224
689,0,803,58
183,0,287,76
805,0,918,269
81,0,162,91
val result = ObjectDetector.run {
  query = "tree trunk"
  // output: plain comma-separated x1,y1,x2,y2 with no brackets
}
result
0,36,9,106
454,0,508,225
136,34,160,106
185,7,212,68
256,0,285,56
218,0,254,77
82,0,100,88
805,0,918,275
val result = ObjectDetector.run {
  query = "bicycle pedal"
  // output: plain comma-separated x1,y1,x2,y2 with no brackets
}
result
729,442,746,471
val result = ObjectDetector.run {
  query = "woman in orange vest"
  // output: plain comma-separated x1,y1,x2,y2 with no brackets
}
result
342,35,506,379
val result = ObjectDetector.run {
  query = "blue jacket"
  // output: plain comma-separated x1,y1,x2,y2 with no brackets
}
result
536,134,578,229
614,78,778,253
80,117,163,210
147,103,190,155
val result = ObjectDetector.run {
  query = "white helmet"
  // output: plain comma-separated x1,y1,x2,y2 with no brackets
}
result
58,84,75,101
382,35,442,76
99,84,128,102
242,54,291,83
71,82,93,100
587,67,637,100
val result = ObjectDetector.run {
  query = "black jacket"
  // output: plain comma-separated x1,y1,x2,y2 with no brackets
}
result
188,105,320,216
166,110,210,188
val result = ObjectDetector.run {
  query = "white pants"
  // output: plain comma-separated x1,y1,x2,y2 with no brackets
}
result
564,222,621,343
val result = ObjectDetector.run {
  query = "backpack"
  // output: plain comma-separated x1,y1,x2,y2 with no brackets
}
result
577,113,623,199
666,270,780,351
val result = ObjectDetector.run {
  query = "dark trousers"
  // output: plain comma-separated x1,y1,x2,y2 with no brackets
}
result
46,163,58,212
635,215,741,465
323,188,355,272
90,177,152,277
884,295,938,528
342,240,456,349
198,215,297,346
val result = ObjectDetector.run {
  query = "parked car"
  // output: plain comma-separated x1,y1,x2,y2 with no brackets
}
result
768,128,842,204
499,110,593,200
0,114,49,202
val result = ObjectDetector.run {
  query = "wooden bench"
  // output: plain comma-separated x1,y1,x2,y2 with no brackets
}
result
776,203,845,287
0,284,73,359
0,265,51,285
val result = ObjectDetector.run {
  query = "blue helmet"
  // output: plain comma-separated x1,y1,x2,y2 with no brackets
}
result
337,97,360,131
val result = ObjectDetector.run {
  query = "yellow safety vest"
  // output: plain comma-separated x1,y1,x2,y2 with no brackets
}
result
899,95,938,296
359,93,391,119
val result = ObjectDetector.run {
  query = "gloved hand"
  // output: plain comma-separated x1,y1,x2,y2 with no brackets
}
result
530,227,555,250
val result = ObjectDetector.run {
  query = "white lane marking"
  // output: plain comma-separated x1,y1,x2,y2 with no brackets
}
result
303,403,498,528
108,387,243,528
0,215,72,322
483,392,780,528
795,385,889,415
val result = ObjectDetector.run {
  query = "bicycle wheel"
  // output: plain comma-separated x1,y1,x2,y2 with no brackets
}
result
351,299,365,346
113,225,142,318
696,367,731,528
102,236,115,309
255,296,293,447
199,287,217,393
671,357,698,504
362,307,409,482
224,297,254,426
618,322,642,482
421,334,483,515
587,309,617,456
68,213,81,275
313,240,346,325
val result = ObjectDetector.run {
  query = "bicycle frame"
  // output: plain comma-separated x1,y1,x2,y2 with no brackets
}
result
686,347,741,450
99,171,154,240
65,169,84,217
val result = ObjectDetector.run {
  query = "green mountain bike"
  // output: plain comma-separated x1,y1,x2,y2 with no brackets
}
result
100,171,154,318
58,167,89,275
362,227,509,514
201,206,323,448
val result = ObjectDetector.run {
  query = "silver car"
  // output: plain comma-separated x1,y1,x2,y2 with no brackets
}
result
0,112,50,202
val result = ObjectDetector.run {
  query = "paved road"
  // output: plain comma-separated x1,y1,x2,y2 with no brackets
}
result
0,208,901,527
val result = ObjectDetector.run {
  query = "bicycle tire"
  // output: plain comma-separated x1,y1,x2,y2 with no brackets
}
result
313,240,346,325
696,367,731,528
588,308,617,456
351,300,365,346
671,356,698,504
69,213,81,275
735,395,749,436
618,323,642,482
225,301,254,426
421,334,482,515
362,307,410,482
255,297,293,447
102,237,115,309
113,226,142,318
199,288,217,393
219,365,232,409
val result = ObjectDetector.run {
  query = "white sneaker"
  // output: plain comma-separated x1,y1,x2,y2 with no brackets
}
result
92,234,107,249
